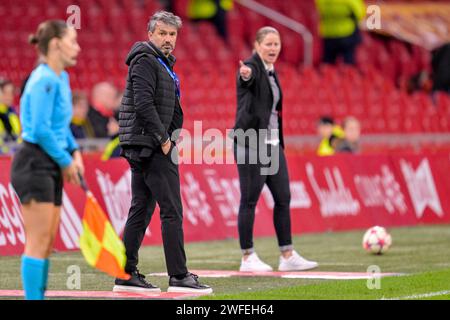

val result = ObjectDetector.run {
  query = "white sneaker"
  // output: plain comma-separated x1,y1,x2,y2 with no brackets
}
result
239,253,273,272
278,251,318,271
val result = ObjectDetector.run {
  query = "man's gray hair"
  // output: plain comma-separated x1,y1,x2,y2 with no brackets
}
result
148,11,182,32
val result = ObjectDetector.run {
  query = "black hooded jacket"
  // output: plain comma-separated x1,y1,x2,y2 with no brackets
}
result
119,41,183,152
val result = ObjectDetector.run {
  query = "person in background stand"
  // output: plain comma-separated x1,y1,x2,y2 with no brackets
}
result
316,0,366,65
70,91,93,139
316,116,344,156
335,116,361,153
187,0,233,41
0,79,21,154
87,82,119,138
101,90,124,160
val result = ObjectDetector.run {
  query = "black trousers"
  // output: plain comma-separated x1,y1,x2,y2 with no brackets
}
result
234,143,293,252
122,146,187,277
323,30,360,65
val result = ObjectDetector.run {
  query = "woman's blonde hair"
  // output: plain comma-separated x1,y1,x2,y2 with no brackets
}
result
255,26,280,44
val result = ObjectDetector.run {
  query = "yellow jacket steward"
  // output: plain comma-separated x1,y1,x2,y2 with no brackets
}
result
187,0,233,19
0,103,20,136
315,0,366,38
0,103,21,154
317,125,345,156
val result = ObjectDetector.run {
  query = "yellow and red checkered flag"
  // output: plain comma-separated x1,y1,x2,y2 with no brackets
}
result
78,175,130,280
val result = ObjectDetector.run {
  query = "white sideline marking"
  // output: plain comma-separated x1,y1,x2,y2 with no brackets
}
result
381,290,450,300
282,275,377,280
148,270,401,280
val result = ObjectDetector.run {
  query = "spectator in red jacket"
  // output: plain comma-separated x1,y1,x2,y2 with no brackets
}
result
87,82,120,138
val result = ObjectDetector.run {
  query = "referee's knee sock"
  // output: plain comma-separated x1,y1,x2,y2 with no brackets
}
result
21,256,49,300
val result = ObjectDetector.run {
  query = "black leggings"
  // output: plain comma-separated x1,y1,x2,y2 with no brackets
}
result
234,143,293,253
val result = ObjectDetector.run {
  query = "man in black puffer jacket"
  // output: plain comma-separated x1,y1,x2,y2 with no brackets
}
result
115,11,211,294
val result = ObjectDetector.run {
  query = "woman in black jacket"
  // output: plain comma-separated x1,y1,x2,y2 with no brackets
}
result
234,27,318,272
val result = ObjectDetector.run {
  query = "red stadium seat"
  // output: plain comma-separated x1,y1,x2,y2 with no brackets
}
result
1,0,447,138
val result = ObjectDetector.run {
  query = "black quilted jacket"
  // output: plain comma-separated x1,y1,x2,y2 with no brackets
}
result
119,41,182,150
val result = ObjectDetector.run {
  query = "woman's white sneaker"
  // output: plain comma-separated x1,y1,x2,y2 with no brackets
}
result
239,253,273,272
278,251,318,271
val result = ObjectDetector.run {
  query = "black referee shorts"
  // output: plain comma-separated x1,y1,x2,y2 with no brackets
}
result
11,142,64,206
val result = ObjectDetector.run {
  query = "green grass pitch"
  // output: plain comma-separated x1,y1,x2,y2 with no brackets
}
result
1,225,449,300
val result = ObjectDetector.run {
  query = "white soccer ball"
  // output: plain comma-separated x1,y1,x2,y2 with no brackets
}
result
362,226,392,254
